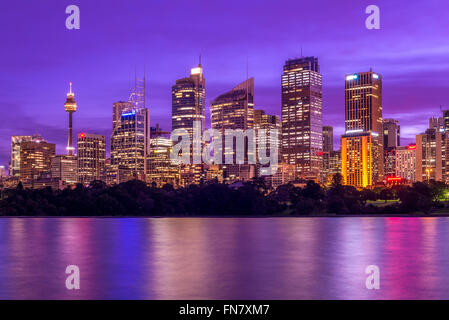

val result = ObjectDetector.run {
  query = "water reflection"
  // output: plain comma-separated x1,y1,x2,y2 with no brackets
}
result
0,217,448,299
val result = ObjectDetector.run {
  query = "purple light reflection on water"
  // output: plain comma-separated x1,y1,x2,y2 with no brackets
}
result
0,217,449,299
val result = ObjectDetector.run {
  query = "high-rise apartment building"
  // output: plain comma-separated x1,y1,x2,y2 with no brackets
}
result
281,56,323,181
77,133,106,184
10,135,33,177
341,70,383,188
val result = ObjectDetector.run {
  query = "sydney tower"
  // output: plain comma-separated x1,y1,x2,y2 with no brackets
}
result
64,82,77,156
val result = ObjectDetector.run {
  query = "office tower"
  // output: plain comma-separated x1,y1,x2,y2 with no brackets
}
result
416,128,443,182
172,62,206,137
210,78,255,182
113,101,133,132
384,147,397,178
429,116,444,131
383,119,400,148
396,144,416,183
281,56,323,181
77,133,106,184
322,126,334,153
321,125,335,184
0,165,5,178
341,70,383,188
111,108,150,183
254,109,281,176
172,62,205,186
10,135,33,177
111,75,150,183
443,110,449,132
64,82,77,156
51,155,78,185
147,125,179,187
323,150,342,185
19,135,56,182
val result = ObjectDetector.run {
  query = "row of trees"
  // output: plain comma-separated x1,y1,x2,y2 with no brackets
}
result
0,174,448,216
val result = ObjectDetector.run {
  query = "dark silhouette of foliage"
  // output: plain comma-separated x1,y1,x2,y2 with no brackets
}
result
1,178,448,216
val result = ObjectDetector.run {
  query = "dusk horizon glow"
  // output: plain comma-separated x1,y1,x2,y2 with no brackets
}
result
1,0,448,167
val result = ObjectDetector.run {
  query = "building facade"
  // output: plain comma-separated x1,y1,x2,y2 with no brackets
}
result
396,144,416,183
111,108,150,182
383,118,400,149
210,78,255,182
172,63,206,186
77,133,106,184
341,70,383,188
281,56,323,181
19,136,56,182
51,155,78,186
10,135,33,177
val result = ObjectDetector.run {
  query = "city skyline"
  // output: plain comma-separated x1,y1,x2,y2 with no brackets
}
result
1,0,448,168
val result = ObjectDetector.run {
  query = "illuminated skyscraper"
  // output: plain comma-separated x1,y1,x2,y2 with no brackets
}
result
172,62,205,185
341,70,383,187
172,62,206,138
64,82,77,156
111,75,150,183
281,56,323,181
10,135,32,177
148,125,179,187
254,109,281,177
113,101,133,132
19,135,56,182
111,108,150,182
396,144,416,183
77,133,106,184
51,155,78,185
210,78,255,182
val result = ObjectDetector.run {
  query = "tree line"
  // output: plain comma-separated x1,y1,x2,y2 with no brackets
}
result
0,174,448,216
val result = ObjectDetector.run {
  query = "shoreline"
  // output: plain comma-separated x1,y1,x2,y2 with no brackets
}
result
1,214,449,218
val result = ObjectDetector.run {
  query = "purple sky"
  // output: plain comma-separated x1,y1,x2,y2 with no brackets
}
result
1,0,448,168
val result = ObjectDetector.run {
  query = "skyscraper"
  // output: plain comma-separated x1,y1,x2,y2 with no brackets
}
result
10,135,32,177
172,62,206,138
111,108,150,182
77,133,106,184
383,119,400,149
19,135,56,182
210,78,255,182
64,82,77,156
416,128,443,182
110,75,150,183
148,125,179,187
254,109,281,177
51,155,78,185
341,70,383,188
281,56,323,181
396,144,416,183
172,62,206,186
322,126,334,153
